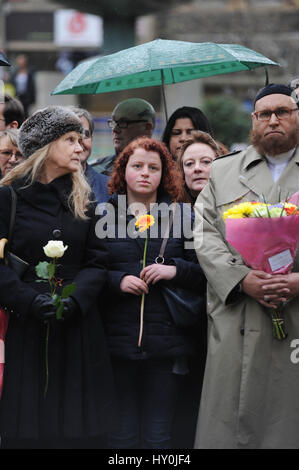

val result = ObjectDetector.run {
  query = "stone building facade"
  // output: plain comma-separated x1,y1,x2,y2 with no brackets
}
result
154,0,299,98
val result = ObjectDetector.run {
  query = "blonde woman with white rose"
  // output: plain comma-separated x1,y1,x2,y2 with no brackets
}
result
0,106,115,449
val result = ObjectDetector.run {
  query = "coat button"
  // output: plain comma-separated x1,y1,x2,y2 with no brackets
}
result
240,327,244,336
52,229,61,239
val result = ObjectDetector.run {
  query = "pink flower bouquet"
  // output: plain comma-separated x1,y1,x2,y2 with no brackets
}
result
223,201,299,340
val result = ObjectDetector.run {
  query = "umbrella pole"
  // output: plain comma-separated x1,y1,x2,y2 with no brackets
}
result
264,66,269,86
161,72,168,122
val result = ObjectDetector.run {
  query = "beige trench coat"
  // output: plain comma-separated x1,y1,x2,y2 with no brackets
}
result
194,145,299,449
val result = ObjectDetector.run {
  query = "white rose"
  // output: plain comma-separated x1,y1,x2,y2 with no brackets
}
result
43,240,68,258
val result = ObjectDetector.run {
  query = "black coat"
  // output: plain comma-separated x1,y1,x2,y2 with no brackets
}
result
0,175,115,439
102,195,206,360
85,164,110,203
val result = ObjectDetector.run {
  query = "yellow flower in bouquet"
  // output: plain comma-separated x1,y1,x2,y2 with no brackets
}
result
223,202,262,220
253,202,299,218
223,199,299,221
283,203,299,216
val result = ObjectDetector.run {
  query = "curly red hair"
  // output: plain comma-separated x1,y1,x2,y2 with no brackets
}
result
108,137,185,201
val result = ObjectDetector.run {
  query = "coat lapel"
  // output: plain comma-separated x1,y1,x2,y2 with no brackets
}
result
14,175,71,216
239,147,273,199
239,146,299,203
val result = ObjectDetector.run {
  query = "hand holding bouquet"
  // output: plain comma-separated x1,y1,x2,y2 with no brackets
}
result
223,199,299,340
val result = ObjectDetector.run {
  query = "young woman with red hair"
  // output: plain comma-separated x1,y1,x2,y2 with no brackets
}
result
102,137,206,449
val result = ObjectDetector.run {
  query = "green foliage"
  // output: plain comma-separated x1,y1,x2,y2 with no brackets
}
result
35,261,50,280
203,95,252,149
62,283,76,299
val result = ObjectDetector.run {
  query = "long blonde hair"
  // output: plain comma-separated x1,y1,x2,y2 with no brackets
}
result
0,142,92,220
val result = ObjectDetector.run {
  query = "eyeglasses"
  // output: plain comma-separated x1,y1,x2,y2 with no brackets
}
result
254,108,298,121
107,119,148,129
0,150,23,160
83,129,91,139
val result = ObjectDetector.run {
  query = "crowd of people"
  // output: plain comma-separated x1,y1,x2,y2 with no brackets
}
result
0,80,299,449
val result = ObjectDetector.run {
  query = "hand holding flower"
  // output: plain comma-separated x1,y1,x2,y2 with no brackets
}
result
134,213,155,347
224,197,299,340
241,270,285,309
35,240,76,396
261,272,299,301
120,275,148,296
282,273,299,298
140,264,177,285
30,293,56,322
60,297,80,320
242,270,291,339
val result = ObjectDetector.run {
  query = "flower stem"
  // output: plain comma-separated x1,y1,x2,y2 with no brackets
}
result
49,259,57,297
271,309,288,340
138,235,148,347
138,293,145,347
143,236,148,267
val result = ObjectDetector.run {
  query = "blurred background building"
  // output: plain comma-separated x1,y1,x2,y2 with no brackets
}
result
0,0,298,156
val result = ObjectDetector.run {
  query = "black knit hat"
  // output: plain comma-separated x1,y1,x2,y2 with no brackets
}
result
254,83,294,106
19,105,83,158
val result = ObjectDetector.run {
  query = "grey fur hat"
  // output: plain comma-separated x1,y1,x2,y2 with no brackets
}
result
18,105,83,158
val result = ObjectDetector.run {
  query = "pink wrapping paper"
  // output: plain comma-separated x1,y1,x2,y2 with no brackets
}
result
288,191,299,206
225,215,299,274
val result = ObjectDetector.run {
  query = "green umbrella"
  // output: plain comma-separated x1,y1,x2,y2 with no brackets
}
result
52,39,279,120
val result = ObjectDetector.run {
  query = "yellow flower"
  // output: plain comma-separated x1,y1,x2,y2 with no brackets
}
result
223,202,257,220
284,202,298,210
135,214,155,232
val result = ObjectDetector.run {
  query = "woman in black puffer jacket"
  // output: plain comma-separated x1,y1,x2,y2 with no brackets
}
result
101,137,206,449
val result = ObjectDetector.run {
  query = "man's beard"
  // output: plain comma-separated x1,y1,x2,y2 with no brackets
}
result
250,126,299,156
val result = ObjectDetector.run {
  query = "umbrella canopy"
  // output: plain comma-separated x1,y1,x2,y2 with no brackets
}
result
52,39,279,97
0,53,10,66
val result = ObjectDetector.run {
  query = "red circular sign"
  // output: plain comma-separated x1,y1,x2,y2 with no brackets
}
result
68,13,87,34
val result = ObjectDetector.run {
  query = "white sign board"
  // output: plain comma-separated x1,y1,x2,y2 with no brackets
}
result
54,10,103,47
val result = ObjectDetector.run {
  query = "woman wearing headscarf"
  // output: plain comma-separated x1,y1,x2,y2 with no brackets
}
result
162,106,213,161
0,106,115,449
